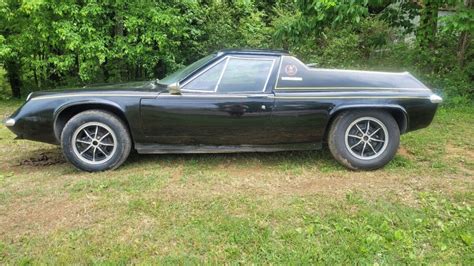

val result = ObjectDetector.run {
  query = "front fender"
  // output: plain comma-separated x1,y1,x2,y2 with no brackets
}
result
53,98,126,122
52,99,128,142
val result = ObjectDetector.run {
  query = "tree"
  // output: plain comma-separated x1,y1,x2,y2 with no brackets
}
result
377,0,420,33
0,0,203,97
0,0,26,98
417,0,441,49
442,0,474,66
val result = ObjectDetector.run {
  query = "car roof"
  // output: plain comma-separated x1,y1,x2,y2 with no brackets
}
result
217,49,289,57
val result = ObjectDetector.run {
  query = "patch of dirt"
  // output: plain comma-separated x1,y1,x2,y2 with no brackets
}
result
19,152,65,166
445,143,474,160
398,145,415,159
157,163,474,207
445,143,474,176
0,196,100,239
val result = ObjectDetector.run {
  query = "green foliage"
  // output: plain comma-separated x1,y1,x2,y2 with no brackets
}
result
0,0,472,103
297,0,369,28
0,66,10,99
313,28,364,67
442,4,474,33
194,1,271,52
0,0,275,94
377,0,420,33
286,17,393,69
368,26,473,104
357,17,394,51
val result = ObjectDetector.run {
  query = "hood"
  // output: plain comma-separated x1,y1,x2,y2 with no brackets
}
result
27,80,167,100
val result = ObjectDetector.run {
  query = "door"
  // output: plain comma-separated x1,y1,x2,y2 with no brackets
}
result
270,55,332,144
140,55,278,145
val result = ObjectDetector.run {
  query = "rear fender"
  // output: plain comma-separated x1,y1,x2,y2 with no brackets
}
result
329,104,408,134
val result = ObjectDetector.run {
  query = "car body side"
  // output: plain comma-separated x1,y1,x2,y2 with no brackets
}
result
6,50,440,153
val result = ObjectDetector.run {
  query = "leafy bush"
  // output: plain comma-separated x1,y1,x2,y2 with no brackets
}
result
312,29,363,68
195,2,271,53
373,29,473,105
0,66,10,100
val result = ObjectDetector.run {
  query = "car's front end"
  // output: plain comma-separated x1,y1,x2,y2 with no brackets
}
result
4,81,159,145
5,93,68,144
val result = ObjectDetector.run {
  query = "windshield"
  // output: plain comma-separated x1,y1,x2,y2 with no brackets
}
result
158,53,217,85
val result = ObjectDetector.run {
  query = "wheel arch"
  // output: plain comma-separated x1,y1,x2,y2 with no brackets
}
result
53,100,131,142
325,104,408,140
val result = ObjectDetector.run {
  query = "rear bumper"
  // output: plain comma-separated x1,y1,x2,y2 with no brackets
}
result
429,94,443,104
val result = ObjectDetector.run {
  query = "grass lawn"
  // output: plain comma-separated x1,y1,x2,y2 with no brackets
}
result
0,100,472,264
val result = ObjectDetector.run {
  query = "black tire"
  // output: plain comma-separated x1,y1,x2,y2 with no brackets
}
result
328,110,400,170
61,110,131,172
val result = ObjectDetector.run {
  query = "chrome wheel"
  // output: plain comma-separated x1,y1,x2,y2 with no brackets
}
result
344,117,389,160
72,122,117,165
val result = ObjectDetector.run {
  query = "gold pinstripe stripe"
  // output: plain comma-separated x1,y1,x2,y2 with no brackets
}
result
275,87,430,91
29,93,429,101
274,96,429,100
30,93,156,101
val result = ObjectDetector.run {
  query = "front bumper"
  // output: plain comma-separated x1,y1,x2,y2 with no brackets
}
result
4,118,16,127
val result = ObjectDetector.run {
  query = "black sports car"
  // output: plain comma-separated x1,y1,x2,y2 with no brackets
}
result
5,49,442,172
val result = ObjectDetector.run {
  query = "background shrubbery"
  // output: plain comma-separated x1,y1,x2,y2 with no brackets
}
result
0,0,472,105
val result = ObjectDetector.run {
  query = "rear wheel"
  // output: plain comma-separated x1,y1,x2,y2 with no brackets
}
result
61,110,131,172
328,110,400,170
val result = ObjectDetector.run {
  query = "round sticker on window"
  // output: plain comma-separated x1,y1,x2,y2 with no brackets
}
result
285,64,298,76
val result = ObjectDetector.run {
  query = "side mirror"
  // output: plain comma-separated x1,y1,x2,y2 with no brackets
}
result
167,82,181,95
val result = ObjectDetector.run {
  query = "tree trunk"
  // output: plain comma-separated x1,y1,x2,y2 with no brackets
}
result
458,0,473,67
417,0,440,49
33,66,39,89
5,60,22,98
458,31,470,67
102,58,110,82
115,14,124,37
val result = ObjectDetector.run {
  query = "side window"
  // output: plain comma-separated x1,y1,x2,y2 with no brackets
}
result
217,58,274,93
182,60,225,91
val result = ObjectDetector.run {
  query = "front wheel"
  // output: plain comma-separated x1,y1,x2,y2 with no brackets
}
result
61,110,131,172
328,110,400,170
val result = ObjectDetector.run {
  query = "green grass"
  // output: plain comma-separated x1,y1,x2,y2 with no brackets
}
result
0,100,472,264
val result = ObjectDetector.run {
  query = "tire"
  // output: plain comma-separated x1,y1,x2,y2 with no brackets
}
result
61,110,131,172
328,110,400,170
